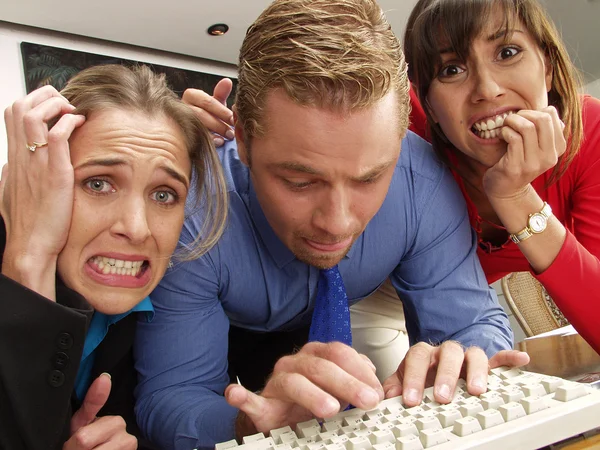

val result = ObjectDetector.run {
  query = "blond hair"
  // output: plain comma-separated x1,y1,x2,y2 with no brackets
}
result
404,0,583,185
61,64,228,260
235,0,410,147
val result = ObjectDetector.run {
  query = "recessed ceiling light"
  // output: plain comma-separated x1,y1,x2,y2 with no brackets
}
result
207,24,229,36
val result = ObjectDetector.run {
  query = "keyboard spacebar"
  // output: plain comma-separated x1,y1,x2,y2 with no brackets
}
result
429,393,600,450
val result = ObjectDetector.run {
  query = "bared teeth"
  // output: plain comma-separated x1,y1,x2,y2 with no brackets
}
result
473,112,515,139
91,256,145,276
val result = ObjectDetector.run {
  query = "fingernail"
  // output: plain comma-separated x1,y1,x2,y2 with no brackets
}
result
472,376,486,390
213,137,225,147
358,388,380,407
101,372,111,380
322,397,340,416
229,115,235,126
436,383,451,401
225,129,235,140
560,120,566,129
403,388,419,404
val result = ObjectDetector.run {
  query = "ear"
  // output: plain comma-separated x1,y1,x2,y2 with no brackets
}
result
232,106,250,167
544,53,554,93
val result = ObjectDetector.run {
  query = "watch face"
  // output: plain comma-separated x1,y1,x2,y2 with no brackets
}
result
529,213,547,233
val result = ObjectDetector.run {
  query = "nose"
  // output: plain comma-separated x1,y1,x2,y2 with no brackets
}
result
110,196,152,243
470,66,504,103
312,187,356,238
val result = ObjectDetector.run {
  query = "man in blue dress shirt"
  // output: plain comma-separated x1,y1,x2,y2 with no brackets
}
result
134,1,529,449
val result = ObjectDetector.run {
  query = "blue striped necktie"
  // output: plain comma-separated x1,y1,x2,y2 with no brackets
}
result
308,265,352,345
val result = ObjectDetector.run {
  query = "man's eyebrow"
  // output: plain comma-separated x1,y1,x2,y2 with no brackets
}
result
351,160,396,182
76,158,189,187
272,162,323,176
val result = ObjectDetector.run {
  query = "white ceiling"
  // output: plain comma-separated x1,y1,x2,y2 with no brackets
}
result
2,0,599,82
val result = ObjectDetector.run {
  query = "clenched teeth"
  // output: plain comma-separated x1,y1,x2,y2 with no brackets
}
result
473,111,516,139
90,256,145,276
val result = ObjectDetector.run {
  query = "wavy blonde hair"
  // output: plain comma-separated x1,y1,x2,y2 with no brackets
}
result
235,0,411,151
404,0,583,185
61,64,228,260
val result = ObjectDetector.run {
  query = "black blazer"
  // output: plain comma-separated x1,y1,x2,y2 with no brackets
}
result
0,218,154,450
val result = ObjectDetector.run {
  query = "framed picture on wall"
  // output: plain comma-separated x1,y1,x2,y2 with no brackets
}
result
20,42,236,105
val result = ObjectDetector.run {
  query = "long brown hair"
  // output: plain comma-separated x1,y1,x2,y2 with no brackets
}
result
404,0,583,184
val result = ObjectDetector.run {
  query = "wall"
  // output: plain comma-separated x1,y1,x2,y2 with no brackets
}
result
0,20,238,167
584,78,600,98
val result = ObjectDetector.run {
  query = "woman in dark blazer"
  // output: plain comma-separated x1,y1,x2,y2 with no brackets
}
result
0,64,228,450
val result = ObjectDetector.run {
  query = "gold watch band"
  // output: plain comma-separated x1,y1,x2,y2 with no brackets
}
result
509,202,553,244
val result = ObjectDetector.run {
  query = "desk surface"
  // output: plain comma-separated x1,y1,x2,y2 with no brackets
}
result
516,333,600,381
516,333,600,450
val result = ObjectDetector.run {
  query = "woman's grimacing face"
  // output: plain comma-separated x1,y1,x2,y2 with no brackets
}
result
56,108,191,314
426,10,553,169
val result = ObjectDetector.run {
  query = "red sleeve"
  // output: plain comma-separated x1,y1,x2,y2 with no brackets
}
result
535,96,600,354
408,86,429,141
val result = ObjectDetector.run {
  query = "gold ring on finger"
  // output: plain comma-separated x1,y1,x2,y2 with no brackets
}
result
26,141,48,152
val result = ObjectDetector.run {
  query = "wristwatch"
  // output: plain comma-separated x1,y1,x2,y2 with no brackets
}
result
509,202,553,244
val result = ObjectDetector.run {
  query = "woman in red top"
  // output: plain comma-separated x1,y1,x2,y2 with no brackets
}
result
404,0,600,354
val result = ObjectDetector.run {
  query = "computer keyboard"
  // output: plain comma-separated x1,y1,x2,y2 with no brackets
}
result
214,366,600,450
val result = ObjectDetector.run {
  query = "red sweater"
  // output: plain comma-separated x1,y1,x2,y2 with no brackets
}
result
409,93,600,354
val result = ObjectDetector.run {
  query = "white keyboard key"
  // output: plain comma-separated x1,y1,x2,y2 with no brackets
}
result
274,444,293,450
278,431,298,444
327,435,349,446
321,421,341,433
522,383,547,397
241,437,275,450
306,442,326,450
541,376,564,394
476,409,504,429
452,416,482,436
216,439,239,450
500,387,525,403
373,442,396,450
318,431,339,441
555,384,588,402
391,422,419,438
323,445,345,450
489,365,511,376
396,434,424,450
347,435,371,450
436,409,462,428
270,426,294,443
498,402,526,422
368,429,395,445
419,428,448,448
404,406,425,416
414,416,442,431
342,415,364,428
459,402,484,417
243,433,266,444
363,409,385,421
520,395,549,414
498,368,523,379
296,420,321,438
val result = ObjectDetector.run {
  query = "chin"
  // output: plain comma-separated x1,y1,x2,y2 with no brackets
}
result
86,292,146,315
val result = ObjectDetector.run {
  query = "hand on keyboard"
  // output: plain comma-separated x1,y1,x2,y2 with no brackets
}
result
216,367,600,450
383,342,530,407
225,342,384,439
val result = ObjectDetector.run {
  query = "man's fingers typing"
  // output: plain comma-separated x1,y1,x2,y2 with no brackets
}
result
431,341,466,403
